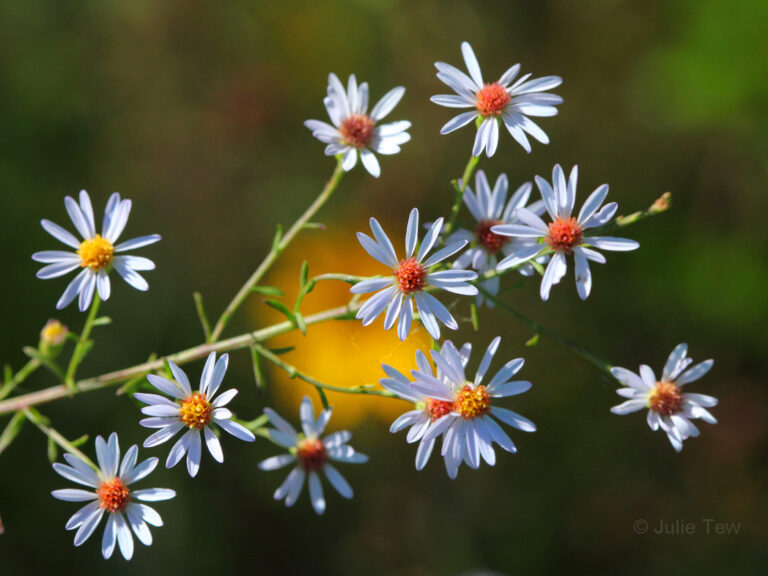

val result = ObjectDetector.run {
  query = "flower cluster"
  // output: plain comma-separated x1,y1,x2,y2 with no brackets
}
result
14,39,718,564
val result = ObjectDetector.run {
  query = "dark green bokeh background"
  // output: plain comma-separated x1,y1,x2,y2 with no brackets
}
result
1,1,766,574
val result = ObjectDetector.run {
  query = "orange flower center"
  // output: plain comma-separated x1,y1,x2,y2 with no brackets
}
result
454,384,491,420
475,83,511,117
97,478,130,512
178,392,212,429
546,217,583,254
297,438,328,471
426,398,455,421
476,220,508,254
394,258,427,294
649,382,684,416
77,234,114,271
339,114,375,148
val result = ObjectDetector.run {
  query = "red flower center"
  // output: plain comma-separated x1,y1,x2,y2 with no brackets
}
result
476,220,508,254
427,399,455,421
649,382,684,416
339,114,375,148
546,217,583,254
475,83,511,117
394,258,427,294
297,438,328,471
97,478,130,513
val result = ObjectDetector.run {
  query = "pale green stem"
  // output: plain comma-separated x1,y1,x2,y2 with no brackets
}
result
478,286,612,374
441,155,481,243
23,408,100,473
252,343,394,399
64,295,101,392
209,158,346,342
0,358,41,401
0,302,359,417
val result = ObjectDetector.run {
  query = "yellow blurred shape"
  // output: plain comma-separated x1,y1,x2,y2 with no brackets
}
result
251,225,432,428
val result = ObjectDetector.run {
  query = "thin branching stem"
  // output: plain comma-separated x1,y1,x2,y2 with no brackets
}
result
209,158,346,342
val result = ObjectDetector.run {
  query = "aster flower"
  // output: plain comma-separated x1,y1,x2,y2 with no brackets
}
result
411,337,536,479
610,343,717,452
379,342,473,471
493,164,639,301
446,170,548,306
259,396,368,515
135,352,255,477
431,41,562,157
32,190,160,311
350,208,479,341
51,432,175,560
305,73,411,178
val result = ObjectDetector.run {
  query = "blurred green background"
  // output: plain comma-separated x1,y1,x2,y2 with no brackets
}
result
1,1,766,574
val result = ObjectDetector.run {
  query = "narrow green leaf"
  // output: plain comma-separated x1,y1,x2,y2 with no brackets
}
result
299,261,309,288
250,286,285,297
47,435,58,462
0,412,26,456
91,316,112,326
272,224,284,251
250,346,264,392
295,312,307,335
269,347,295,356
193,292,211,341
71,434,89,448
264,299,296,323
526,333,540,347
470,301,479,332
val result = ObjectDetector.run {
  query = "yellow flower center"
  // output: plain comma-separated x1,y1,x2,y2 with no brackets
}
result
454,384,491,419
77,234,114,271
97,477,130,513
178,392,213,429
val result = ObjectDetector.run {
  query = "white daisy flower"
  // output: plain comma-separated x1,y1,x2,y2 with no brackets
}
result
32,190,161,311
379,342,473,471
304,73,411,178
51,432,175,560
259,396,368,515
411,337,536,479
610,343,717,452
493,164,640,301
135,352,255,477
431,41,562,157
350,208,479,341
446,170,548,306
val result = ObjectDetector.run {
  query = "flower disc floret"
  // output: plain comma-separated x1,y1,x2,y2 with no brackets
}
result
178,392,213,429
297,438,328,472
339,114,376,148
475,83,510,116
77,234,114,270
454,384,491,419
427,399,454,421
648,382,684,416
97,478,130,513
476,219,508,254
394,258,427,294
546,217,583,254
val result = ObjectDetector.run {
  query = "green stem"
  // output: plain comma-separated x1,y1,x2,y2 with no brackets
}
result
64,296,101,392
209,158,346,342
252,342,395,399
0,302,360,417
442,155,481,243
0,358,41,401
23,408,100,473
478,287,612,374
